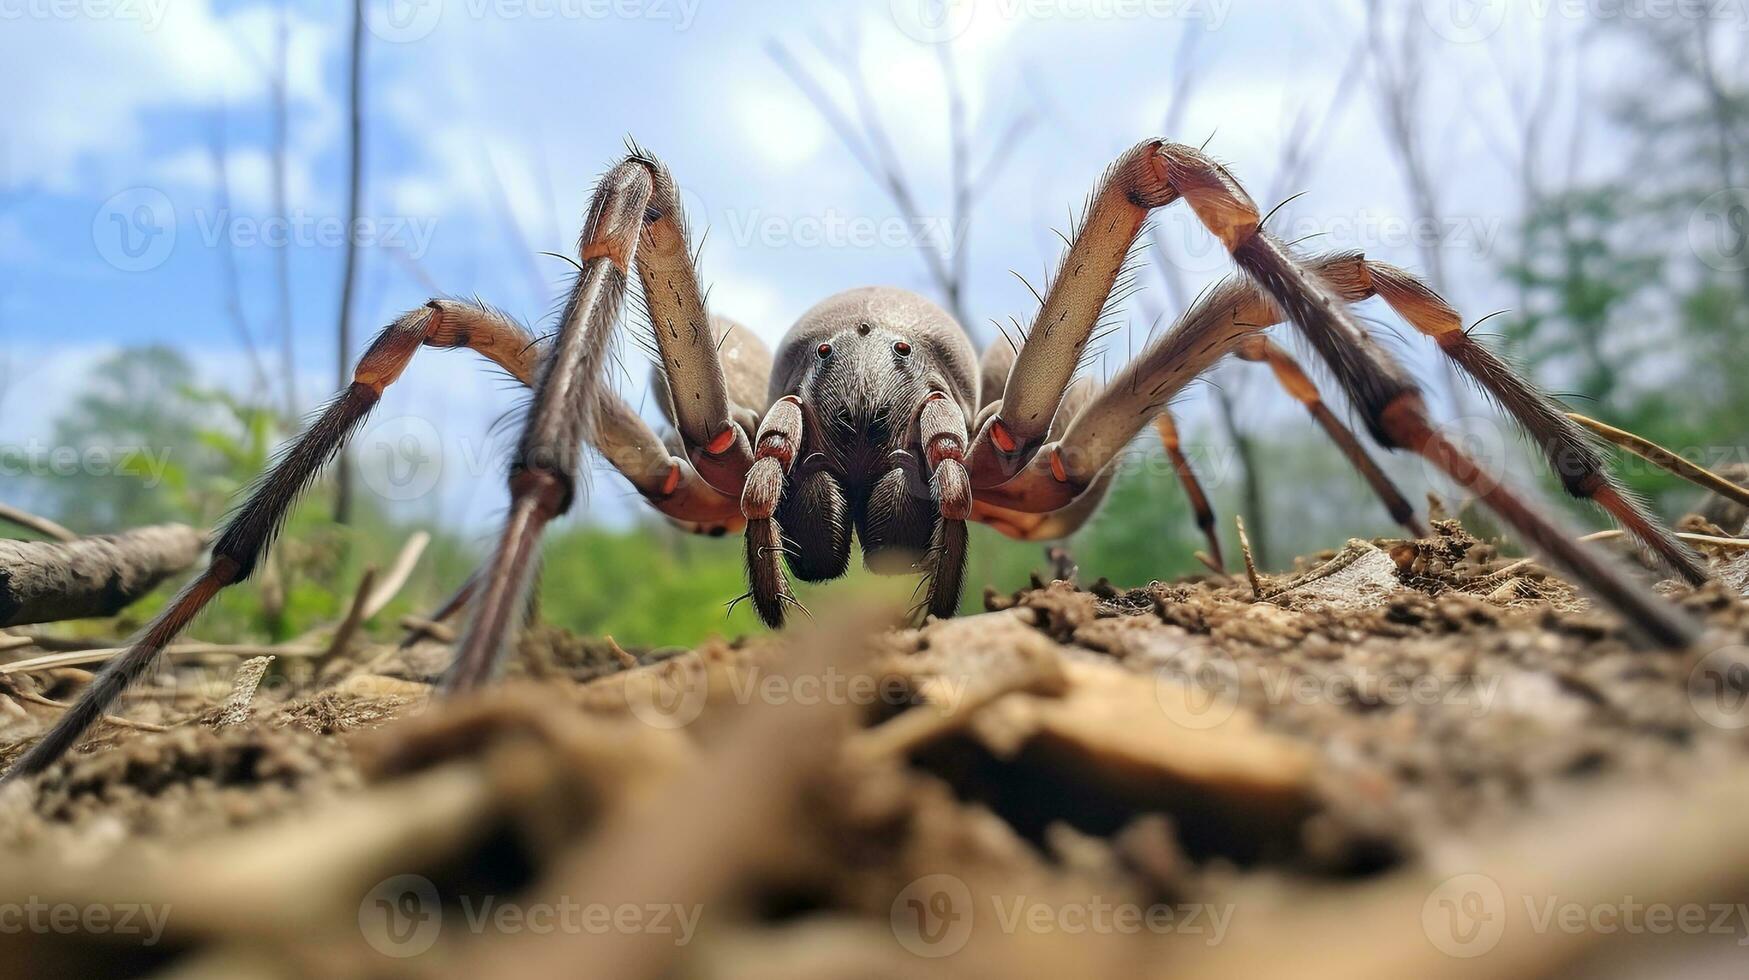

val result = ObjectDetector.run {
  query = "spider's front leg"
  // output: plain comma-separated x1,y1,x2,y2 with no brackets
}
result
975,141,1699,648
2,297,552,781
633,164,757,494
447,148,772,683
443,158,655,691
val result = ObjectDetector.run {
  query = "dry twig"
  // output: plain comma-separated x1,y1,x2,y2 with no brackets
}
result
0,524,207,627
0,503,76,543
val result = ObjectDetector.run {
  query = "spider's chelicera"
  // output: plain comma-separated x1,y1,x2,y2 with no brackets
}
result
5,139,1710,781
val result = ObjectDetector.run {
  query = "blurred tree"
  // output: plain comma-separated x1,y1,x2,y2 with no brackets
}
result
1497,19,1748,511
41,347,206,530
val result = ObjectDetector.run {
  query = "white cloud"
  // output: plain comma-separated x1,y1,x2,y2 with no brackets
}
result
0,2,334,197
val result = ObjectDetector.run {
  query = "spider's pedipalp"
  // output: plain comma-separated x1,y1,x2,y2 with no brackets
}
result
918,390,972,619
741,396,806,628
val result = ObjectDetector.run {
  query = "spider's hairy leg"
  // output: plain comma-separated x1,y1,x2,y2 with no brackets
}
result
634,162,756,494
1152,411,1225,569
1234,337,1427,538
919,391,971,620
3,298,538,782
595,387,744,535
741,396,804,628
988,141,1697,647
1359,261,1708,584
444,158,654,693
967,142,1171,487
969,375,1115,542
1229,232,1698,648
971,254,1351,516
1143,141,1696,645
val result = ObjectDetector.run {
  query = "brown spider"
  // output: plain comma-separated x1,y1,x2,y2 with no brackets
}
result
5,140,1709,781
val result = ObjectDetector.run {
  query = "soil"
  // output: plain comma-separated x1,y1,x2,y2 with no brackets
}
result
3,518,1749,978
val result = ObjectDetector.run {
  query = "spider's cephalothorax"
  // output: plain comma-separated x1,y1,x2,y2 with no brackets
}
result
768,289,977,585
7,140,1713,783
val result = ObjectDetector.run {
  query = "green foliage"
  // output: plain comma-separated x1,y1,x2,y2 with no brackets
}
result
1495,23,1749,515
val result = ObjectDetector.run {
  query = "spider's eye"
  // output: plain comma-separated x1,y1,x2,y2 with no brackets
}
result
893,340,912,357
817,343,832,359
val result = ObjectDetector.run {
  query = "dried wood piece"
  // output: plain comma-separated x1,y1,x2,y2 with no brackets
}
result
0,523,206,627
213,656,275,728
318,569,376,664
4,686,170,733
1165,764,1749,980
1236,516,1264,598
1267,540,1405,608
974,658,1318,850
0,503,76,542
0,641,320,675
360,531,428,619
447,617,876,980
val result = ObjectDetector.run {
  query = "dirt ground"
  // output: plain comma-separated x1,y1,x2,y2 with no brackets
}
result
3,517,1749,979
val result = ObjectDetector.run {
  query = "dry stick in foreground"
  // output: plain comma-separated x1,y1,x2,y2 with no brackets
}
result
1,686,169,734
1567,412,1749,511
0,524,207,628
1579,529,1749,551
448,615,876,980
319,569,376,665
1166,762,1749,980
0,641,322,676
0,503,76,542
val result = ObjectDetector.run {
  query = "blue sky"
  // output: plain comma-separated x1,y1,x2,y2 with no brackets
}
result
0,0,1681,529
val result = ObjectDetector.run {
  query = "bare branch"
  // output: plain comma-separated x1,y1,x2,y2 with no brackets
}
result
0,503,76,543
0,524,207,628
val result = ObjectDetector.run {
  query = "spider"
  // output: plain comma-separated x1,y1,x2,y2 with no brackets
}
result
5,139,1709,781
